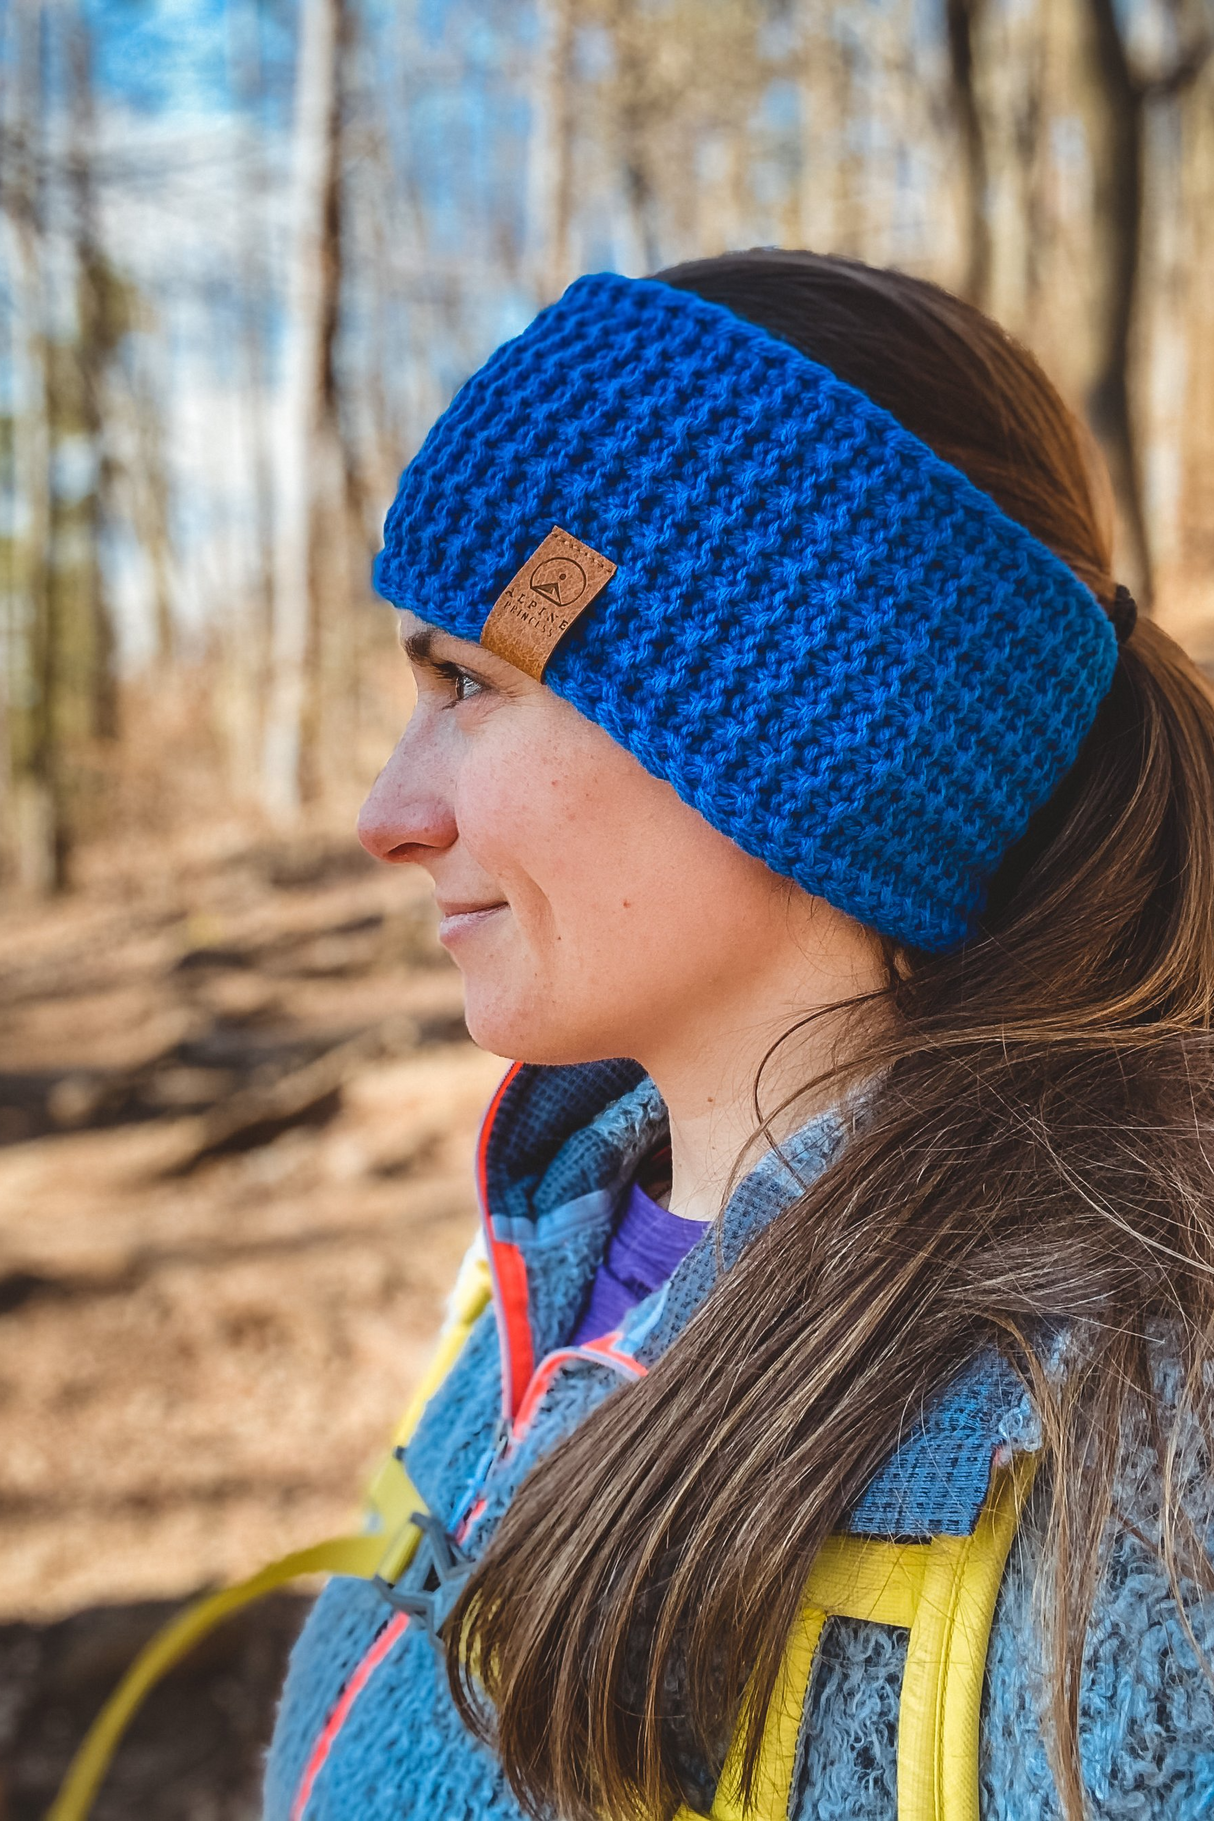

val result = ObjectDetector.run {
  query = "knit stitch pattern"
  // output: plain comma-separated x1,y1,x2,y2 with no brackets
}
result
374,271,1119,950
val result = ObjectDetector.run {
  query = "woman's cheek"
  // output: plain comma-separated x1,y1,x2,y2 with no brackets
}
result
451,868,635,1061
455,920,540,1049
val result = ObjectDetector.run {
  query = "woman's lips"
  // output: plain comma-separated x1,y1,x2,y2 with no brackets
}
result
436,902,508,945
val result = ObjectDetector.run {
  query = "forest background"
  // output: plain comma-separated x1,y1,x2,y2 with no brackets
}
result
1,0,1213,1816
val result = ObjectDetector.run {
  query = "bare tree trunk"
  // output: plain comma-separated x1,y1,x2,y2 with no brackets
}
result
0,6,19,882
1175,48,1214,657
862,0,920,266
261,0,341,821
796,11,861,258
7,0,64,891
529,0,577,303
223,0,275,795
356,8,439,522
304,0,361,809
67,2,119,743
945,0,991,306
131,371,176,669
1078,0,1209,603
605,0,662,273
1010,1,1048,334
1080,0,1152,599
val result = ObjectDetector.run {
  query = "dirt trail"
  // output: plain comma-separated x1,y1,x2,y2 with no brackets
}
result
0,827,504,1817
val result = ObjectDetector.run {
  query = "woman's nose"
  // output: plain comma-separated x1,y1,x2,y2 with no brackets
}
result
357,736,458,863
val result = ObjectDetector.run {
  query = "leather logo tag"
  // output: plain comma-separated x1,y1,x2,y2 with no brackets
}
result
480,526,616,680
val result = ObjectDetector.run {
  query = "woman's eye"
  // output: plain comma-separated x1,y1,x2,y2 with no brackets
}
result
421,656,491,703
453,668,486,702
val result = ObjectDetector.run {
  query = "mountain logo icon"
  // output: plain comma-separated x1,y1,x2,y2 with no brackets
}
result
529,556,587,608
481,525,617,682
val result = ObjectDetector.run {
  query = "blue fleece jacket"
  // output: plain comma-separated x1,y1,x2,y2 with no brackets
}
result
263,1061,1214,1820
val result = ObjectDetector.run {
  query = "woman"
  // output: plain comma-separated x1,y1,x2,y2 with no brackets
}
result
264,251,1214,1821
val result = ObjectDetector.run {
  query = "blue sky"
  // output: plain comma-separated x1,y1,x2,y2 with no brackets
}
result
91,0,294,123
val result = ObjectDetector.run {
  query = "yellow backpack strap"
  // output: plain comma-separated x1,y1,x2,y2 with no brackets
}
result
364,1237,495,1545
45,1535,383,1821
682,1452,1037,1821
46,1238,495,1821
896,1453,1037,1821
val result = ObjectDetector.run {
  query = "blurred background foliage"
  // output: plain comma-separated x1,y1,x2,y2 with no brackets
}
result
1,0,1213,891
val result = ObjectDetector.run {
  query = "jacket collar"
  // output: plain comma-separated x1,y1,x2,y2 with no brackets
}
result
476,1060,1036,1539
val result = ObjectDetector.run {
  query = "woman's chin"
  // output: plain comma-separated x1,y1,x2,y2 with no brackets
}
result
460,993,626,1069
461,991,538,1062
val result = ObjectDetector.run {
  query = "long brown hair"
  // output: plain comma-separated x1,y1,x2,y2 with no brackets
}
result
446,251,1214,1821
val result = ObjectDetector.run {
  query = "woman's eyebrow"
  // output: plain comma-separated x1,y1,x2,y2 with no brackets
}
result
401,622,504,679
401,625,444,667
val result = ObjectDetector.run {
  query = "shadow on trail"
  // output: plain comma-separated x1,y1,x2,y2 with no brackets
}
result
0,1591,311,1820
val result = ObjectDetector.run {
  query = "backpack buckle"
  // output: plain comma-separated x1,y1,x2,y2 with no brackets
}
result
373,1511,473,1637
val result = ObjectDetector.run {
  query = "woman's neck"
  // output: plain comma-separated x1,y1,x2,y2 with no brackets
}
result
645,1034,848,1224
634,913,890,1224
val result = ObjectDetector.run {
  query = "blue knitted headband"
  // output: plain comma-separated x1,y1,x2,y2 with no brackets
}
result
374,271,1118,952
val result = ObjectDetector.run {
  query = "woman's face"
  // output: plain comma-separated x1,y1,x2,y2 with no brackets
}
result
359,613,881,1067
